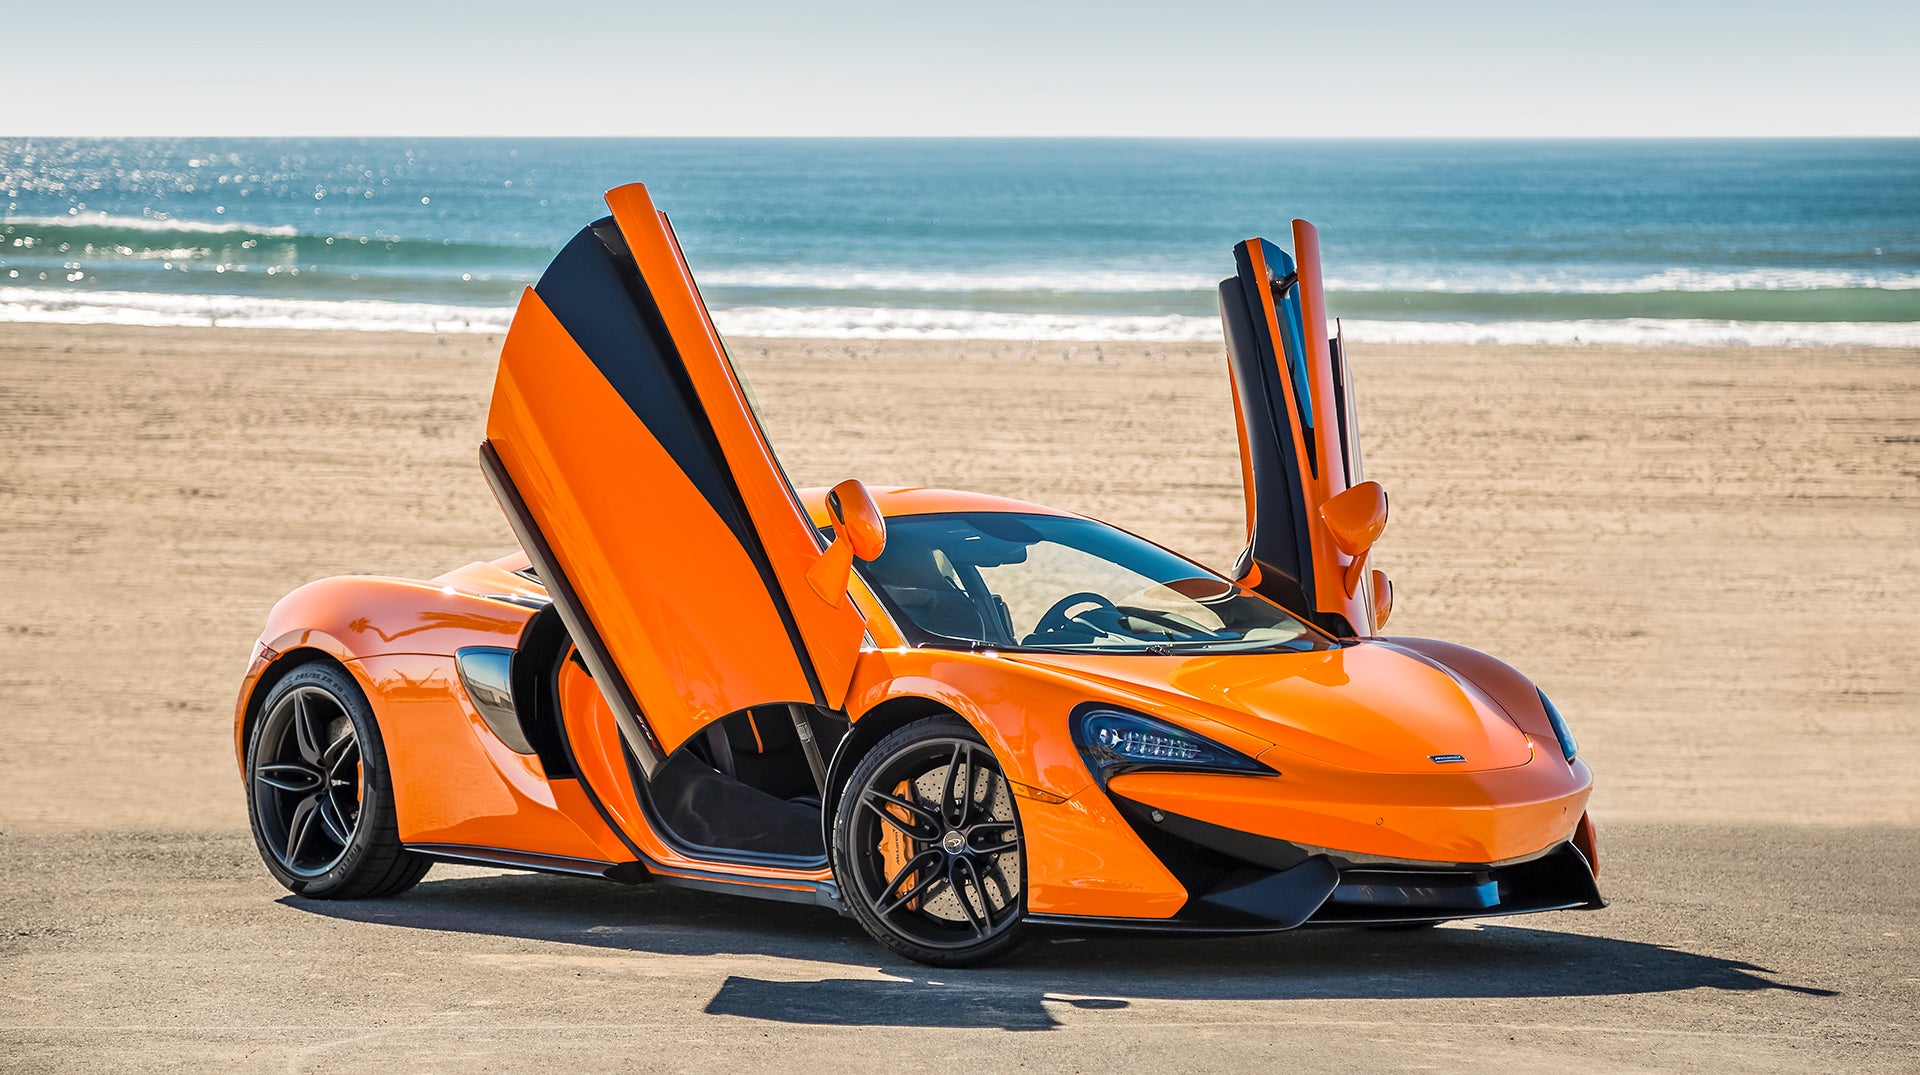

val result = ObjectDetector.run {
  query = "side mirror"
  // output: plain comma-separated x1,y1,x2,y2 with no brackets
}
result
1319,480,1388,557
806,479,886,605
1370,568,1393,630
827,479,887,562
1321,480,1388,599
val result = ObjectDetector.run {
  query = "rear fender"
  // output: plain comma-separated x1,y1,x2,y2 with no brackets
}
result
233,576,534,772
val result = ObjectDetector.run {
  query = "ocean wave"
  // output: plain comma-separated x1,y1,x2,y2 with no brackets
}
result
3,289,1913,347
713,306,1919,347
1,213,303,237
0,287,510,334
1334,318,1920,348
10,215,1915,298
698,266,1920,295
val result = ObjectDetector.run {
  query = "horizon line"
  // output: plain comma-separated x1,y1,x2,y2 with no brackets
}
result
6,132,1919,142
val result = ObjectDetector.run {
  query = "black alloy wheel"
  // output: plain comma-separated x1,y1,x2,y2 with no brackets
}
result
833,715,1027,966
245,660,428,898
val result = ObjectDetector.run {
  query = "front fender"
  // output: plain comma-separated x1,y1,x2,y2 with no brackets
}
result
1376,636,1564,753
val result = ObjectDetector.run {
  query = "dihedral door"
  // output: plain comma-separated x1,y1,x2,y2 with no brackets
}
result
481,184,866,778
1218,221,1378,637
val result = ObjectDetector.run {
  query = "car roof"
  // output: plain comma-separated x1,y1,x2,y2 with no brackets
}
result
797,486,1075,528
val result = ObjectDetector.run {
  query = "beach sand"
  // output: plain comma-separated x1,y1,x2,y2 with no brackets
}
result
0,324,1915,833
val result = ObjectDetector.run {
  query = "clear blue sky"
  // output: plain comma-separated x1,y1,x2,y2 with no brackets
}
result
13,0,1917,136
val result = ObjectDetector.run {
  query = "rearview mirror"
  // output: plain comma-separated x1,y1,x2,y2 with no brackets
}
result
806,479,886,606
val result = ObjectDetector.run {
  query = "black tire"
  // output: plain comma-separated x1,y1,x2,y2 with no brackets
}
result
245,659,429,899
831,714,1029,967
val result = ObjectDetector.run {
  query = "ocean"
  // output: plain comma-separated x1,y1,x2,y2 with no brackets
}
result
2,138,1915,346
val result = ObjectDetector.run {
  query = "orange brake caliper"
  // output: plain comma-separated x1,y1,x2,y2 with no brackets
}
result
877,779,920,909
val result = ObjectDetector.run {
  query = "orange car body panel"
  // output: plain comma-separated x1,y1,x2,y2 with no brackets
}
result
603,185,866,710
357,652,624,861
485,287,815,754
1241,229,1374,636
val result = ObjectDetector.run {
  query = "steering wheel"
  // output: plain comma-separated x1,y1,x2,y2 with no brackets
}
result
1033,591,1119,636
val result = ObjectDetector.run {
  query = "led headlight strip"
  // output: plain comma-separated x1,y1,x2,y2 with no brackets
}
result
1070,704,1275,783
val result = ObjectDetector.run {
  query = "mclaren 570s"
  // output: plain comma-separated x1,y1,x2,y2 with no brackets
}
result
234,183,1602,966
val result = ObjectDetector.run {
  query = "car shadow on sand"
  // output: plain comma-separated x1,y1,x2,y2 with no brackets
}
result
289,869,1834,1031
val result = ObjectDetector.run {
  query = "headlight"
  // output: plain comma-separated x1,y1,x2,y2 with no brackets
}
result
1538,689,1577,762
1070,705,1274,782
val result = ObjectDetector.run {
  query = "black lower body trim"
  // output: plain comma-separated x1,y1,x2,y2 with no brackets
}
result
408,843,649,883
1027,798,1606,934
407,841,841,908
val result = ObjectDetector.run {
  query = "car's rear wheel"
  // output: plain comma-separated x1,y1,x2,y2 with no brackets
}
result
832,715,1028,967
245,660,428,899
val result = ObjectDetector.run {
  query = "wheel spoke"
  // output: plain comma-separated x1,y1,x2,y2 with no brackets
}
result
981,859,1019,923
317,792,354,845
255,764,322,794
941,742,974,828
860,787,938,839
284,794,321,863
292,693,326,765
321,731,359,783
947,856,989,938
874,848,946,918
966,820,1018,852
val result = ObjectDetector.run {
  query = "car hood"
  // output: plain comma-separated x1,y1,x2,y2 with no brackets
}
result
1007,641,1535,774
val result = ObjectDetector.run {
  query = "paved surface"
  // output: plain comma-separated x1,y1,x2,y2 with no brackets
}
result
3,822,1914,1072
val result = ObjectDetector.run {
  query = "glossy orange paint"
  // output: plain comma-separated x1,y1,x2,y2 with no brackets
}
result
794,484,1595,917
231,574,533,770
1573,811,1601,876
604,184,867,710
1243,229,1377,636
1108,757,1590,868
357,652,625,861
486,287,813,754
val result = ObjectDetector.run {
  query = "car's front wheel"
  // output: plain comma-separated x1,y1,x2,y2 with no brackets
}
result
832,715,1028,966
245,660,429,899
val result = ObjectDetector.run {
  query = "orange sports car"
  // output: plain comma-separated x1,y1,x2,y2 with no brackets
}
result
234,183,1601,966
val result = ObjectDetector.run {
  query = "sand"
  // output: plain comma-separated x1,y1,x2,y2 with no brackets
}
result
3,323,1918,1071
2,323,1914,831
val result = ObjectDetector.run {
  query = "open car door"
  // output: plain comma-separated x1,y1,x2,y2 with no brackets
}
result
1218,221,1385,638
481,184,867,780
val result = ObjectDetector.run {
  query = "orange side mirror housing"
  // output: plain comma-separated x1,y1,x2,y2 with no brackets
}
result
1320,480,1388,557
806,479,886,605
827,479,887,562
1322,480,1389,599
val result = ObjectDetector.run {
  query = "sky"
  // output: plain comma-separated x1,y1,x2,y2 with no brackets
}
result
12,0,1918,137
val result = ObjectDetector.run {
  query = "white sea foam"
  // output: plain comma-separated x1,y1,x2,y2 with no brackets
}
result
697,267,1224,293
1333,318,1920,348
716,307,1918,347
0,287,510,334
2,288,1914,347
0,213,302,237
697,266,1920,295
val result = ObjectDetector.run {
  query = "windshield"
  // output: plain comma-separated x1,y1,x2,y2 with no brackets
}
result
856,512,1333,654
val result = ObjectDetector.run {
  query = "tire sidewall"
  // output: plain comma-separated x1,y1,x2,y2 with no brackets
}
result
245,660,395,897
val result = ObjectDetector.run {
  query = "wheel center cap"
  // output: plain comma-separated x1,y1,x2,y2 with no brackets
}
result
941,830,967,854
